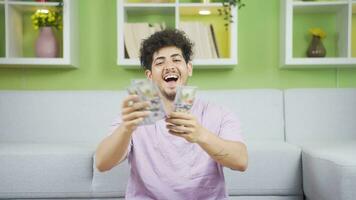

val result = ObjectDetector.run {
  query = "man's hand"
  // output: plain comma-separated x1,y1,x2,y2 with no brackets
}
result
165,111,248,171
165,112,205,143
95,95,150,172
121,95,150,133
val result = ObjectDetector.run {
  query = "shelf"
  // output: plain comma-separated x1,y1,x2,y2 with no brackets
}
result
351,3,356,57
284,57,356,66
0,57,74,66
179,0,225,3
8,0,62,2
124,3,175,7
292,11,348,58
120,58,236,69
117,0,238,68
8,1,61,7
0,3,5,58
8,3,62,13
126,0,175,3
179,6,234,59
125,6,175,19
292,0,348,7
0,0,78,67
179,3,223,7
293,3,348,13
281,0,355,67
7,3,63,58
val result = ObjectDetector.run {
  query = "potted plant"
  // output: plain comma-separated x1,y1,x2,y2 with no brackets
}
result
31,8,62,58
307,28,326,57
218,0,245,30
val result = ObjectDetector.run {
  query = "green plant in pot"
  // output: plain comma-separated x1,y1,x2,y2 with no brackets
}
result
31,7,63,58
218,0,245,30
307,28,327,57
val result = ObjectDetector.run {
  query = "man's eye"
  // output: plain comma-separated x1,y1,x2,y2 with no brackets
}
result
156,62,163,65
173,59,181,62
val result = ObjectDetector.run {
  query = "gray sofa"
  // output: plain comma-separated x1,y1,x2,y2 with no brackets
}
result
0,89,355,200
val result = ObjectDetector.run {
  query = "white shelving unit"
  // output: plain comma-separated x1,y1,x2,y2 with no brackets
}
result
0,1,5,59
0,0,78,68
117,0,238,69
281,0,356,68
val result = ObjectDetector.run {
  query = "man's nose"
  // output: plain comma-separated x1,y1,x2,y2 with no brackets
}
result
163,61,177,71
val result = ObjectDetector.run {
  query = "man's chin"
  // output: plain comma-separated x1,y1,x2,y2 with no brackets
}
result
162,90,176,101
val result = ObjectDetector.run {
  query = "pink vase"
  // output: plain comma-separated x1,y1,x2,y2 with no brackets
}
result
35,26,58,58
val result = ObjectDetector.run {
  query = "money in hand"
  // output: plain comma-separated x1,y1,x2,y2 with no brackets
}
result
127,79,166,125
174,86,197,113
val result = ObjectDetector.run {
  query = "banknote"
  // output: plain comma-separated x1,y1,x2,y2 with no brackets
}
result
127,79,166,125
174,86,197,113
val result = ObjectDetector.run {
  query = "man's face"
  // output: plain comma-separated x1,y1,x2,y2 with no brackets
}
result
145,46,193,101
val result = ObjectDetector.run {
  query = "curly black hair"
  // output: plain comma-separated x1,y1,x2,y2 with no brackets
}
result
139,29,194,71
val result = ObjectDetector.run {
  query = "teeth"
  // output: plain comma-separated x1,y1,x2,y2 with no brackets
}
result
164,74,178,81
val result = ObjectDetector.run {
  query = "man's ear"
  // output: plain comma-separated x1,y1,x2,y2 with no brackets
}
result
188,62,193,77
145,70,152,80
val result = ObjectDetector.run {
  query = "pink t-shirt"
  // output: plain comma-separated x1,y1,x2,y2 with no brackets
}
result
109,98,244,200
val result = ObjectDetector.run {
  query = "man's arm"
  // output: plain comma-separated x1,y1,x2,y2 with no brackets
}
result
166,112,248,171
195,127,248,171
95,125,134,172
95,95,150,172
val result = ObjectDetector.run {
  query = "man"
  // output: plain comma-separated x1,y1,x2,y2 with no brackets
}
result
95,29,248,199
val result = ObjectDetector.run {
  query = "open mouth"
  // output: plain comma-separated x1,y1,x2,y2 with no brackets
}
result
163,74,179,83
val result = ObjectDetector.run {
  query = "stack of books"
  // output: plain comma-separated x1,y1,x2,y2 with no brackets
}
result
124,22,166,59
124,21,219,59
179,22,220,59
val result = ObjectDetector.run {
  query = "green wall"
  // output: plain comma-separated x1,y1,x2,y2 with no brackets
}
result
0,0,355,90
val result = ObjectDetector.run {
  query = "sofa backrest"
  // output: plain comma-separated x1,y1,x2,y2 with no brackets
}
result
0,89,285,145
198,89,285,141
0,91,125,145
284,88,356,144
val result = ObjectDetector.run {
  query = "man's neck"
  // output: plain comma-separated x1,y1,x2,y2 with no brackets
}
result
161,96,174,114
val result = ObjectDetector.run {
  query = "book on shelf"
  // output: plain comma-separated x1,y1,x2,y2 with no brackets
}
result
124,22,165,59
209,24,220,58
179,22,219,59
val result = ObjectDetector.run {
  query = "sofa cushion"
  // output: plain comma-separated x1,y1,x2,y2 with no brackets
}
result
92,158,129,198
225,141,302,196
92,141,302,197
284,88,356,143
0,143,95,198
301,141,356,200
229,197,303,200
198,90,285,141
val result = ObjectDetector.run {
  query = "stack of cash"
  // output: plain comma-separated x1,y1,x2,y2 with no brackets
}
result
174,86,197,113
127,79,167,125
127,80,198,125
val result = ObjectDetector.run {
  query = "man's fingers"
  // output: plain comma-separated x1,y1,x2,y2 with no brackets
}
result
122,101,150,115
124,117,144,127
166,118,193,127
123,111,150,122
167,112,193,120
122,95,139,107
168,130,186,137
166,124,193,134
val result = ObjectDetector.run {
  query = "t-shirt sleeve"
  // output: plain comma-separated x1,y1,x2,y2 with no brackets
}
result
107,115,122,135
106,115,133,162
218,107,245,144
